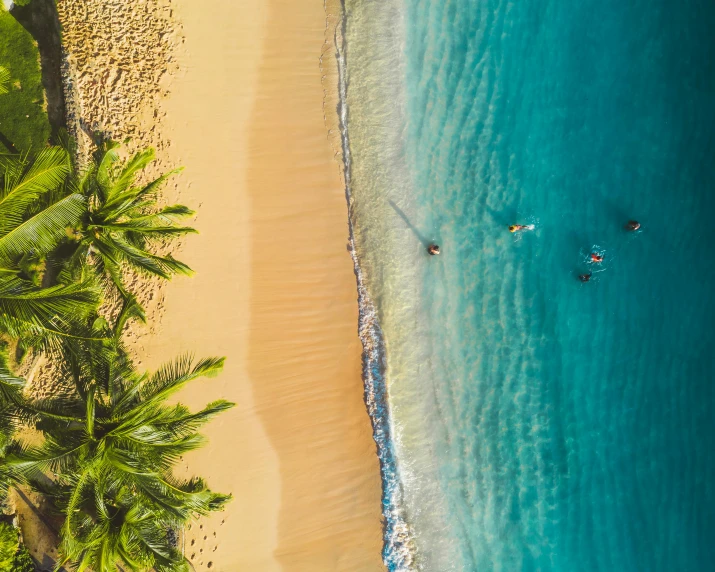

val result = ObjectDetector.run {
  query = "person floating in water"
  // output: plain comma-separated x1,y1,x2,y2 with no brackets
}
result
590,253,604,263
579,272,592,283
427,244,440,255
509,224,535,233
625,220,641,231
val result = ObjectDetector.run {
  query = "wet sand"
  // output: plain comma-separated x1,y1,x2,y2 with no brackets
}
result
135,0,385,570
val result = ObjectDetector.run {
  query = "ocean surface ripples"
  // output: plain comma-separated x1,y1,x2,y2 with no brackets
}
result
342,0,715,569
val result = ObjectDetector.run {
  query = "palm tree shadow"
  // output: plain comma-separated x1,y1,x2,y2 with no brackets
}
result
11,0,67,138
14,488,59,536
13,488,70,571
388,200,430,247
0,130,18,154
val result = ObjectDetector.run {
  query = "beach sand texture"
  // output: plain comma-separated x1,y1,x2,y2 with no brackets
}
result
127,0,384,571
8,0,387,570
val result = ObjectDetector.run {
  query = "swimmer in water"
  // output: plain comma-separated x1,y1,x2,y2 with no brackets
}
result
590,253,604,263
579,272,592,283
509,224,535,233
625,220,641,231
427,244,440,255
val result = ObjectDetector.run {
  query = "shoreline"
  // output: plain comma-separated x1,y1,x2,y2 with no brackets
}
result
134,0,385,570
242,0,384,568
25,0,387,569
333,5,415,568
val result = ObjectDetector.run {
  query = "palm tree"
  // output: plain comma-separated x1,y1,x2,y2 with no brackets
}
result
56,473,213,572
8,332,234,572
0,346,26,500
0,67,9,96
65,141,196,311
0,147,100,342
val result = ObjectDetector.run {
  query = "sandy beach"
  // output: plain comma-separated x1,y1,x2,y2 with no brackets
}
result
131,0,384,570
4,0,385,570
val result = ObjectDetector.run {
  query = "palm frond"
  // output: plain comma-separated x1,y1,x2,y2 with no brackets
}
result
107,148,155,199
153,400,235,437
0,147,71,237
71,142,195,309
135,355,224,408
5,437,92,481
67,162,96,198
99,223,197,237
94,141,121,193
0,277,100,339
102,167,183,219
151,203,194,218
0,67,9,96
113,294,146,339
0,365,25,408
134,167,184,200
16,395,85,424
110,236,194,279
0,193,86,265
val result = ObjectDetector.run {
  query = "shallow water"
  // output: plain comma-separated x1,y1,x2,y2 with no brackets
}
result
343,0,715,569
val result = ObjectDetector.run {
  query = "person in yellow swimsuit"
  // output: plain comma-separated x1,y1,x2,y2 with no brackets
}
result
509,224,534,233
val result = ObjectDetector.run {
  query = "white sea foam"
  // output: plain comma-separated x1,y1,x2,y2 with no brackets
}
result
337,0,467,569
334,3,416,570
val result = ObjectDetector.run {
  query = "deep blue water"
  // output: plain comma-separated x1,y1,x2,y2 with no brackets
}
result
343,0,715,569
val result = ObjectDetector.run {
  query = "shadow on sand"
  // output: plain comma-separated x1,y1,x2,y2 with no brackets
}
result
14,488,71,572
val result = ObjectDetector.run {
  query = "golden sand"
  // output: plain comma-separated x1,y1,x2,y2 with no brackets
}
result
131,0,385,571
29,0,385,569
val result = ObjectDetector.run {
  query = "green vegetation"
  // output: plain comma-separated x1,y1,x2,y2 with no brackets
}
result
0,140,232,571
0,522,17,570
11,543,33,572
0,521,33,572
0,5,51,153
11,341,232,571
0,18,227,571
0,148,99,343
0,142,194,346
0,67,9,96
64,142,196,315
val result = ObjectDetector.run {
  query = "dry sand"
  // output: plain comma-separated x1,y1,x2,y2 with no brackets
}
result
8,0,386,570
54,0,385,570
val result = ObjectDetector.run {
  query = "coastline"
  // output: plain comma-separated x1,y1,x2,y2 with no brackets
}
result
133,0,385,570
8,0,713,570
333,6,415,569
23,0,385,569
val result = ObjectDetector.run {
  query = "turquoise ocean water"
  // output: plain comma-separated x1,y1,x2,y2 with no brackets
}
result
339,0,715,570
